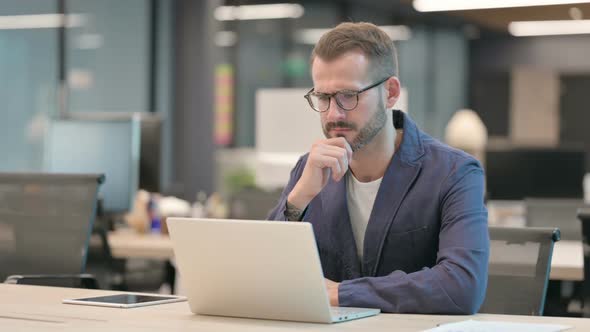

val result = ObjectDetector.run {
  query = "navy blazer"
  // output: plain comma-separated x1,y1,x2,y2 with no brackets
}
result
268,110,489,314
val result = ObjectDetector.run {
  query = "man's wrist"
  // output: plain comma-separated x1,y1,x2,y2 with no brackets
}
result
285,200,306,221
287,185,314,211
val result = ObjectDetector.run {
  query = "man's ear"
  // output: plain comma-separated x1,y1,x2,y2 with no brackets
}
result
385,76,401,109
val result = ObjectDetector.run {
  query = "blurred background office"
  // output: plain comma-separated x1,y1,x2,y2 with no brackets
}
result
2,0,590,316
2,0,590,200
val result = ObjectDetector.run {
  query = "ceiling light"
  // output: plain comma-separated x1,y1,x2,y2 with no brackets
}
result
0,14,85,30
413,0,590,12
214,4,304,21
294,25,411,45
509,19,590,36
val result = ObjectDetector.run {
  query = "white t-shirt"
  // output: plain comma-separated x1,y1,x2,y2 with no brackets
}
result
346,172,382,261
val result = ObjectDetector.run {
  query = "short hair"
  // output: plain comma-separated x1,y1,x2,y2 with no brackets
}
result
311,22,398,79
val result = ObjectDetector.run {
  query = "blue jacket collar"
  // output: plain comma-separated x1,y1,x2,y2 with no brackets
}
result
391,110,425,165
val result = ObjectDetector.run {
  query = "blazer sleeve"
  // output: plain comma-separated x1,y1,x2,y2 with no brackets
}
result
338,160,489,314
266,156,307,221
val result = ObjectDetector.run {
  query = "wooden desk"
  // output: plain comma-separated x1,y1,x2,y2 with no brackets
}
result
106,229,173,260
2,284,589,331
551,240,584,281
103,230,585,281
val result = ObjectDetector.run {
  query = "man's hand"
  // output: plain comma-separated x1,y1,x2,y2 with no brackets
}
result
325,278,340,307
288,137,352,210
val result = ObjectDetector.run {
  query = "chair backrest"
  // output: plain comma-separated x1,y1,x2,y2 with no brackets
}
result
578,207,590,317
5,274,99,289
229,187,283,220
0,173,103,282
525,198,586,240
479,226,560,315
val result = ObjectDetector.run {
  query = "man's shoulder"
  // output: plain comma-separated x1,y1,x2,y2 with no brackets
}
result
420,133,483,173
415,134,485,200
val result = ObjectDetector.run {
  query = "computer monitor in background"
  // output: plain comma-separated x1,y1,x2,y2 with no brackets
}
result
44,117,141,213
139,116,162,193
485,147,586,200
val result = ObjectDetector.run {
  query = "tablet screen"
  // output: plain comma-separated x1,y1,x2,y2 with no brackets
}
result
74,294,179,305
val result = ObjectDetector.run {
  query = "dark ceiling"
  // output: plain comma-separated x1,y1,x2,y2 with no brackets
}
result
397,0,590,31
445,4,590,30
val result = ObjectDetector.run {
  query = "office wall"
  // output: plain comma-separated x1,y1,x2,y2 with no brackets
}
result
156,0,173,193
471,34,590,74
65,0,175,193
172,0,220,199
231,2,340,147
470,34,590,172
470,34,590,139
66,0,150,113
233,20,286,147
510,67,560,146
0,1,58,171
469,72,510,137
0,0,176,195
561,75,590,171
398,26,468,139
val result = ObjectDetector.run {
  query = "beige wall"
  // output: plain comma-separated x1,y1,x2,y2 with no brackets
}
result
509,67,560,146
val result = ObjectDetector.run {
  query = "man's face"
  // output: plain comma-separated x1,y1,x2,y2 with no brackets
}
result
311,51,388,152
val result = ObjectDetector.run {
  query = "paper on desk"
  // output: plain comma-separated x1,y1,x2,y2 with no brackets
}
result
423,319,571,332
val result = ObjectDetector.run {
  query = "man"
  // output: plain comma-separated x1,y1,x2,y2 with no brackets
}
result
267,22,489,314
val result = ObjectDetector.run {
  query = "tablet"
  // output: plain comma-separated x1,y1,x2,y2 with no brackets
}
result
63,293,187,308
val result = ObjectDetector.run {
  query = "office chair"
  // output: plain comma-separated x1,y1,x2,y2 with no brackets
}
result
525,198,586,240
578,208,590,317
479,226,560,315
5,274,99,289
83,199,170,292
526,199,589,317
229,187,283,220
85,220,170,292
0,173,103,286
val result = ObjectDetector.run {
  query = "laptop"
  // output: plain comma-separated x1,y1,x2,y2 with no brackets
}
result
167,217,380,323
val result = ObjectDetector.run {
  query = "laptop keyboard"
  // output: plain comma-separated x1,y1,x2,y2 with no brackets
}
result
330,307,364,316
332,306,375,321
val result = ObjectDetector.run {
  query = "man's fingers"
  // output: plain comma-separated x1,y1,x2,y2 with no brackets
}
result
313,155,343,180
326,137,353,159
313,146,349,181
321,145,349,180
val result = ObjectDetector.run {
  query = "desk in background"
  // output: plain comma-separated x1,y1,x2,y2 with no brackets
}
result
551,240,584,281
2,284,590,331
105,229,173,260
88,229,175,292
102,229,585,281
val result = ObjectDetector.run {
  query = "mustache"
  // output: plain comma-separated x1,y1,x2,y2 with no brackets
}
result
324,121,357,131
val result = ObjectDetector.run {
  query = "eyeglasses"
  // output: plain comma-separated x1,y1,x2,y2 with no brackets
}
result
304,76,391,113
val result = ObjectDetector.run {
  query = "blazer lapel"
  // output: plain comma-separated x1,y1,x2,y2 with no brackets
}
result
362,158,422,276
320,175,362,279
362,110,425,276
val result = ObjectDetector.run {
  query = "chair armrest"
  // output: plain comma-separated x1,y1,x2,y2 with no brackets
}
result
552,228,561,242
4,274,99,289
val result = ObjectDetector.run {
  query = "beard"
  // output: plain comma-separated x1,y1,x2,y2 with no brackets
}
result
322,100,388,152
